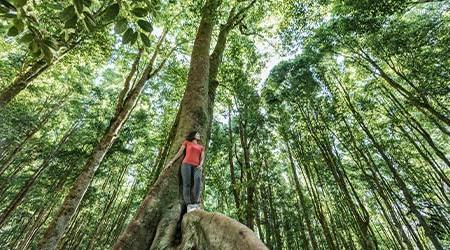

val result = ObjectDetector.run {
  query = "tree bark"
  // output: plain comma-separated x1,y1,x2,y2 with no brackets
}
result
114,1,266,249
179,210,268,250
227,103,241,214
113,0,220,248
285,139,318,250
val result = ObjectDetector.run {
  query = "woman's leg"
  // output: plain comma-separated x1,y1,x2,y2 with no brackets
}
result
181,163,192,204
192,166,202,204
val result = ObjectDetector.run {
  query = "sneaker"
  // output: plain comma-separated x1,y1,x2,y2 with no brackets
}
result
191,204,200,211
187,204,200,212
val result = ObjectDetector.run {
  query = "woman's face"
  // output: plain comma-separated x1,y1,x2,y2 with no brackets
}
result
194,132,201,141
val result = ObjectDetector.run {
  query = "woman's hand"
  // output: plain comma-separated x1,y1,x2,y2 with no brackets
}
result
164,160,173,169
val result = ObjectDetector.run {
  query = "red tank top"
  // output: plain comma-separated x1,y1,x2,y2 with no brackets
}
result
182,140,204,166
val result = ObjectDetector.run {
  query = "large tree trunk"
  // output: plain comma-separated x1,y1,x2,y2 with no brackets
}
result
113,0,219,248
114,0,266,249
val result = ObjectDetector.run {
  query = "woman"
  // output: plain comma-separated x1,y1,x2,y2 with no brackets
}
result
165,131,205,212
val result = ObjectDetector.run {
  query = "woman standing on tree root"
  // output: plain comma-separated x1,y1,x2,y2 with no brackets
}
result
165,131,205,212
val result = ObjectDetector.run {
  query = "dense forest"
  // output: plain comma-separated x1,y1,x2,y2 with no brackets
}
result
0,0,449,249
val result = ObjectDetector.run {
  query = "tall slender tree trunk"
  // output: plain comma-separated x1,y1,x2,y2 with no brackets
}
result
359,51,450,127
87,162,129,250
227,104,241,214
336,78,444,250
0,121,78,227
339,117,414,250
38,37,170,249
0,103,63,176
237,116,256,230
292,135,338,250
285,139,318,250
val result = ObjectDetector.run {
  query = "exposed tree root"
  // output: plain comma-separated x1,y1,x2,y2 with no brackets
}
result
178,210,268,250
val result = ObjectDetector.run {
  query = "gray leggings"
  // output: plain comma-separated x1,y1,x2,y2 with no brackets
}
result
181,163,202,204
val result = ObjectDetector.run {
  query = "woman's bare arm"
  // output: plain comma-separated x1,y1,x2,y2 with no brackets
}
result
165,144,185,168
198,150,205,169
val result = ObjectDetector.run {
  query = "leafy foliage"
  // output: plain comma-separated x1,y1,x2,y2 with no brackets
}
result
0,0,449,249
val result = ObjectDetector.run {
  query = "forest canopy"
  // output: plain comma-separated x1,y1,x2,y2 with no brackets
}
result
0,0,449,249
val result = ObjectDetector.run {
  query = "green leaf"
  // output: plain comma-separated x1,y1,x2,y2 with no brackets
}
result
30,46,41,58
47,3,63,10
73,0,83,15
140,32,151,47
114,18,127,34
29,40,39,53
83,11,96,32
7,26,19,36
64,15,78,28
60,5,76,20
19,32,34,43
13,18,24,32
137,20,152,33
122,28,134,44
130,30,138,45
83,0,92,7
131,7,147,17
102,3,120,22
13,0,27,8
